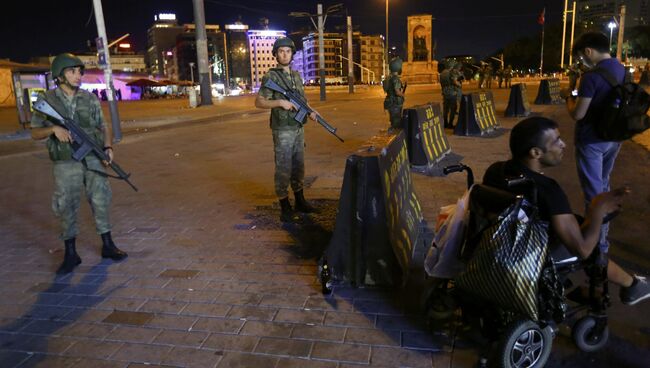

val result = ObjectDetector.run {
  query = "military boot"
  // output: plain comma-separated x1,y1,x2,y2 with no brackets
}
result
279,197,294,222
294,190,316,213
100,232,128,260
57,238,82,274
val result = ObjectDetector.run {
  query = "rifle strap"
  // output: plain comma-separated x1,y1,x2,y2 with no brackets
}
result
270,69,297,92
81,158,122,180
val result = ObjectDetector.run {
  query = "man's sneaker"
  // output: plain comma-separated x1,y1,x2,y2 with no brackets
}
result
620,275,650,306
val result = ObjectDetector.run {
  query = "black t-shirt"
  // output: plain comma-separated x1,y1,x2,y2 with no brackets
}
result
482,160,572,222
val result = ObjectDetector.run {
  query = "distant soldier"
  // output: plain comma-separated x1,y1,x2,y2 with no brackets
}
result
30,53,128,274
567,63,581,91
255,37,318,222
440,60,462,128
383,57,406,130
504,64,513,88
485,64,493,89
640,62,650,86
497,66,504,88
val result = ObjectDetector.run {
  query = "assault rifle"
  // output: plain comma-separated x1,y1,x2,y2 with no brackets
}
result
33,99,138,192
263,79,344,142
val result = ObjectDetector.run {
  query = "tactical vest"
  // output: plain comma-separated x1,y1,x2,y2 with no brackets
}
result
383,75,404,109
43,90,103,161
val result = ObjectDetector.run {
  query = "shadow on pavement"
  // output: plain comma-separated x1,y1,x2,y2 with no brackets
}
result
0,262,123,367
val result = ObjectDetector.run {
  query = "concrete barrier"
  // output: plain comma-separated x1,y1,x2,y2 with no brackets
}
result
323,131,423,286
505,83,532,117
534,78,563,105
454,91,500,136
403,102,451,167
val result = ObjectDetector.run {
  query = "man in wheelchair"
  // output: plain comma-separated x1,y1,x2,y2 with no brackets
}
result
483,117,649,306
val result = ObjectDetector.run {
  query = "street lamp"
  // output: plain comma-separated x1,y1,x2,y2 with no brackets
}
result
385,0,388,80
608,21,617,51
289,3,343,101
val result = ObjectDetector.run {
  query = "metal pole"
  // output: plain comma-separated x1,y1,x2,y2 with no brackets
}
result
192,0,213,105
617,5,626,60
561,0,568,69
92,0,122,143
254,37,258,89
569,1,577,65
540,9,545,76
223,32,230,93
190,63,194,84
318,4,326,101
385,0,388,79
347,16,354,94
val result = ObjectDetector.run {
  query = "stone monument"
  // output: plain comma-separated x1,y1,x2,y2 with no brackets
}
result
402,15,438,84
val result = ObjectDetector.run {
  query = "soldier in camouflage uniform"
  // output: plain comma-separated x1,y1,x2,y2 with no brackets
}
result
255,37,318,222
504,64,513,88
440,60,462,128
30,53,127,274
383,57,406,130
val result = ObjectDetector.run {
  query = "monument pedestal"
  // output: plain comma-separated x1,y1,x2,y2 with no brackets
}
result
402,61,439,84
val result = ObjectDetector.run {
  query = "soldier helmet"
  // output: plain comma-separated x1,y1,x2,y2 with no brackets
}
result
444,60,457,69
51,53,85,78
389,57,403,73
272,37,296,55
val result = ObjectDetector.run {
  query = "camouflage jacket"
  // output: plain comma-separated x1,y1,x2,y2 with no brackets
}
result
440,69,461,98
259,67,306,130
31,88,105,161
383,75,404,107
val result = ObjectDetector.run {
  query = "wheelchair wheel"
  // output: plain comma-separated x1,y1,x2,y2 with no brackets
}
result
421,280,457,321
493,319,553,368
572,316,609,352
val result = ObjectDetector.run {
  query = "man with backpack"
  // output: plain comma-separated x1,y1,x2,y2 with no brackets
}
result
565,32,649,276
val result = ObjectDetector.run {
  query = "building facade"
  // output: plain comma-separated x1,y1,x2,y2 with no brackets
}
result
247,30,286,90
577,0,649,31
146,13,185,76
173,24,226,84
359,35,384,83
225,23,252,90
301,33,344,84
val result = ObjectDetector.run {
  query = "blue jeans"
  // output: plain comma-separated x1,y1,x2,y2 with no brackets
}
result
574,139,621,252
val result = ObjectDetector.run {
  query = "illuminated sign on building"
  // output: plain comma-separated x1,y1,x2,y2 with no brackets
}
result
119,43,131,49
155,13,176,21
226,24,248,30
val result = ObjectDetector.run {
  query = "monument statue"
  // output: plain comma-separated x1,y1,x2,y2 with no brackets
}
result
412,26,428,61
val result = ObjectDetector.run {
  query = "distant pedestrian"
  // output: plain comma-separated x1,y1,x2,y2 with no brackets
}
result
30,53,127,274
382,57,406,130
255,37,318,222
485,64,493,89
497,66,504,88
440,60,462,128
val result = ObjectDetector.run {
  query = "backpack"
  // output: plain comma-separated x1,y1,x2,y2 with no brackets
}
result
586,67,650,141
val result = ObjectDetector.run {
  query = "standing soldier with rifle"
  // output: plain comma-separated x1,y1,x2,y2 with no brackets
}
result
440,60,462,128
255,37,319,222
30,53,127,274
383,57,406,130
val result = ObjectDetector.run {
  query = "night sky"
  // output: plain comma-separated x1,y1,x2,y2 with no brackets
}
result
2,0,562,63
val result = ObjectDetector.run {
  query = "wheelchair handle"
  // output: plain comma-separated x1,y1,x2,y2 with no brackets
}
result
506,175,538,206
443,164,474,189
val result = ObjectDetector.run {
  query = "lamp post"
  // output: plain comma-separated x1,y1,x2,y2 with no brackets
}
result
189,62,195,84
608,21,617,51
385,0,388,79
289,3,343,101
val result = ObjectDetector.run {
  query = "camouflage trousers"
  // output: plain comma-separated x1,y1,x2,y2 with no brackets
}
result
388,105,403,129
272,128,305,199
52,157,112,240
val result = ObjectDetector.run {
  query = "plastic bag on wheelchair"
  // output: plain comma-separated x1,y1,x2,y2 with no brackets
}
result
424,188,471,279
456,197,550,321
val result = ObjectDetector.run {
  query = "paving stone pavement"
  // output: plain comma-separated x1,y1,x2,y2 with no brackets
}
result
1,85,648,368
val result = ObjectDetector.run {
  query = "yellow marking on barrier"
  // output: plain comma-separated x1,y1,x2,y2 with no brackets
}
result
428,122,441,158
437,122,448,151
424,121,437,160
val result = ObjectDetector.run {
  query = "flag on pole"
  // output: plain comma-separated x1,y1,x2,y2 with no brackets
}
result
538,8,546,25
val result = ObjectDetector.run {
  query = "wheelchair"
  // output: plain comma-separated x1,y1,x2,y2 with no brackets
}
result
422,164,612,368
